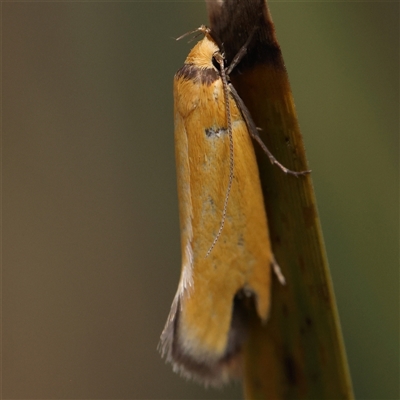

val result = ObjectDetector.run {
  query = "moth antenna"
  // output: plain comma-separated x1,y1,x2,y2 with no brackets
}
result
206,52,234,258
176,25,210,42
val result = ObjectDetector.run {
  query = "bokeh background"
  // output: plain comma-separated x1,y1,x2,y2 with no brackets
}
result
3,1,398,399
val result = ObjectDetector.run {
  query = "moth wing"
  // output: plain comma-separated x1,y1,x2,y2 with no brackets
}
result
161,68,274,386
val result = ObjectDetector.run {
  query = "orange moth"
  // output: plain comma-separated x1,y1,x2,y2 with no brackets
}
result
159,27,308,387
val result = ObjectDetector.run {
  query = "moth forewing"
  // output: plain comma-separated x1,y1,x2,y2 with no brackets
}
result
160,32,274,387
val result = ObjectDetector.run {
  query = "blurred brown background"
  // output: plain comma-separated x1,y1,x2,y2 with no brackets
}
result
3,2,398,399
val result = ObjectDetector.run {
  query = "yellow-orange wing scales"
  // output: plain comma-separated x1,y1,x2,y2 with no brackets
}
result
160,33,274,387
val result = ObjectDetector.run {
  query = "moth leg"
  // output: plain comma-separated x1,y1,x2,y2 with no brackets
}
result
271,257,286,285
226,26,258,75
228,83,311,177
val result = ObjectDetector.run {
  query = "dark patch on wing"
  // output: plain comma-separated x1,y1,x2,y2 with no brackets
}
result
169,290,251,386
205,126,227,137
176,63,219,86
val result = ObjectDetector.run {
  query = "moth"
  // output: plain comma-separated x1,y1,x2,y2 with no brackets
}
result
159,26,308,387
